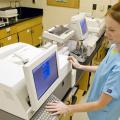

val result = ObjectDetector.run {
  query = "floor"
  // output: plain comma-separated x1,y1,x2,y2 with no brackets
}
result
72,73,95,120
72,95,89,120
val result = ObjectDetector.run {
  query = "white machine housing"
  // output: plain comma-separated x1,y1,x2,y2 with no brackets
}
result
23,45,60,112
86,17,105,37
0,8,18,17
0,43,72,120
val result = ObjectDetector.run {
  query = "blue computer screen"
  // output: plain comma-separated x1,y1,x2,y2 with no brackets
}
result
32,53,58,100
80,18,87,35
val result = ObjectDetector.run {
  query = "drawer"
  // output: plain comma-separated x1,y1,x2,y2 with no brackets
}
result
0,25,17,39
17,17,42,32
2,34,18,46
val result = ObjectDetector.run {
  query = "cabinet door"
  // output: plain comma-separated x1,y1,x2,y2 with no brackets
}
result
92,53,98,65
0,25,18,40
75,89,84,104
18,28,33,45
76,70,90,91
32,24,43,46
2,34,18,46
60,115,72,120
0,39,4,47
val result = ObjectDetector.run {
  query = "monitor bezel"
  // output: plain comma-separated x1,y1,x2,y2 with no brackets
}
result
23,47,60,112
70,14,88,41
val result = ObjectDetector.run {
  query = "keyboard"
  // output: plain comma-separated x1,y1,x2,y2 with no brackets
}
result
31,94,60,120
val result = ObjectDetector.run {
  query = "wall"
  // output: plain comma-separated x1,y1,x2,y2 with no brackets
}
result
20,0,118,30
20,0,78,30
0,0,118,30
0,0,10,8
0,0,21,8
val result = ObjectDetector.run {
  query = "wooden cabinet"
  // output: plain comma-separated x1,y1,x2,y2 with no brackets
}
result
17,17,43,46
32,24,43,46
0,25,17,40
0,16,43,47
0,24,18,47
18,28,33,45
60,115,71,120
2,34,18,46
18,23,43,46
17,17,42,32
92,53,98,65
77,71,90,91
92,38,108,65
74,89,84,105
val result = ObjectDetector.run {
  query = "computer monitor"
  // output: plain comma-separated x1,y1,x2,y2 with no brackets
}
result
69,13,88,41
23,46,60,113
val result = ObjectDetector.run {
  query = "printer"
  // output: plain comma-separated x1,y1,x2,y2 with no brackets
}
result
0,43,72,120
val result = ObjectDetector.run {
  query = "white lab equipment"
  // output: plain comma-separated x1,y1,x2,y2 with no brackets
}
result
69,13,105,62
23,46,60,112
0,43,72,120
69,13,88,41
43,25,74,44
68,13,89,62
0,8,18,17
86,17,105,37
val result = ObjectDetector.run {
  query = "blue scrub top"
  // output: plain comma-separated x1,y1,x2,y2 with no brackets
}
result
87,44,120,120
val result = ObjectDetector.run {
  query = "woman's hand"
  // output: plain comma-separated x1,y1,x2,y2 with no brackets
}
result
46,101,70,115
68,56,82,69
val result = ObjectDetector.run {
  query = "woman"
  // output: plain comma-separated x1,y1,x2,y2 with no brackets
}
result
46,2,120,120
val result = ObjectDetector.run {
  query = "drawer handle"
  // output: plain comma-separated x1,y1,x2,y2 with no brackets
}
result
7,36,12,40
6,27,11,33
27,29,31,33
39,37,42,40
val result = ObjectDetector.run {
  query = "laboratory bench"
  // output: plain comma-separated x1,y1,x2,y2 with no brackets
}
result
0,7,43,47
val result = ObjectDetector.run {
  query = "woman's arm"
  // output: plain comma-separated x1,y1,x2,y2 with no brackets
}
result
78,65,98,72
68,56,98,72
68,93,112,113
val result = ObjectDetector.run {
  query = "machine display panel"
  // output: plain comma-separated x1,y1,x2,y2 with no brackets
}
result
32,53,58,100
80,18,87,35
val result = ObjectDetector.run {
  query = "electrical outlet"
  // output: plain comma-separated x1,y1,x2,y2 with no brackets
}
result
92,4,97,10
108,5,112,10
32,0,35,4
